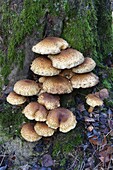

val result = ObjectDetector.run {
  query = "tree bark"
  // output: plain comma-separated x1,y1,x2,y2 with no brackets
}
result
0,0,112,91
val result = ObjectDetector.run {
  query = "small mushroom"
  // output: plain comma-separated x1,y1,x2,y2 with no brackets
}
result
86,94,103,112
59,69,75,79
14,79,40,96
46,107,77,133
34,122,55,137
22,102,48,121
72,57,96,73
21,122,42,142
38,92,60,110
32,37,69,54
6,91,26,105
48,48,84,69
31,57,61,76
42,76,73,94
70,72,99,88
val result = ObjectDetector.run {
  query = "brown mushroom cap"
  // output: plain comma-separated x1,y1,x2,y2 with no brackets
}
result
70,73,99,88
38,77,47,84
59,69,75,79
38,92,60,110
6,91,26,105
32,37,69,55
86,94,103,107
22,102,48,121
14,79,40,96
48,48,84,69
72,57,96,73
46,108,77,133
30,57,61,76
21,123,42,142
42,76,73,94
34,122,55,137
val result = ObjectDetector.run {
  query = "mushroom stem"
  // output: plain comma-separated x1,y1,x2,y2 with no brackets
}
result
88,106,94,113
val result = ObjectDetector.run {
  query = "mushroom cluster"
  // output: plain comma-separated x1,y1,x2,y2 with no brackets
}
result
6,37,100,142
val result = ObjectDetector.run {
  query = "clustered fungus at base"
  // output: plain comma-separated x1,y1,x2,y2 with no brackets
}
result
6,36,103,142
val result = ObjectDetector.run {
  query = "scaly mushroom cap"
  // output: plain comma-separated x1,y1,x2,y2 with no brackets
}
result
42,76,73,94
72,57,96,73
59,69,75,79
48,48,84,69
34,122,55,137
38,92,60,110
32,37,69,54
22,102,48,121
21,123,42,142
86,94,103,107
14,79,40,96
70,73,99,88
46,108,77,133
6,91,26,105
31,57,61,76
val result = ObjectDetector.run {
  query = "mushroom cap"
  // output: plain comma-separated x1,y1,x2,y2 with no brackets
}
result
31,57,61,76
22,102,48,121
42,76,73,94
70,73,99,88
38,92,60,110
21,123,42,142
34,122,55,137
72,57,96,73
38,77,47,83
6,91,26,105
59,69,75,79
48,48,84,69
32,37,69,55
86,94,103,107
46,107,77,133
14,79,40,96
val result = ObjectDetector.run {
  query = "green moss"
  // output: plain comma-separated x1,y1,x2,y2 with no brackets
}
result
1,0,49,83
62,0,101,64
52,125,83,157
0,103,27,140
96,0,112,57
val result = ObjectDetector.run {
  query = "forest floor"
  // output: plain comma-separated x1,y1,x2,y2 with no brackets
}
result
0,84,113,170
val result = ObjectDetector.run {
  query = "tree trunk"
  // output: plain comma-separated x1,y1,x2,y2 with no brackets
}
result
0,0,112,91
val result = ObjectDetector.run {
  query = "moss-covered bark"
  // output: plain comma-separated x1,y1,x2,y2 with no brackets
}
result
0,0,112,89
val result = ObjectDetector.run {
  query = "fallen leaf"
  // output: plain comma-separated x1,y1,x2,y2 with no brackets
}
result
41,154,54,167
77,103,85,112
89,135,101,145
99,145,113,163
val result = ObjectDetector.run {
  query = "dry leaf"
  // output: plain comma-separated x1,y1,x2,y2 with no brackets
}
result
89,135,101,145
77,103,85,112
99,145,113,163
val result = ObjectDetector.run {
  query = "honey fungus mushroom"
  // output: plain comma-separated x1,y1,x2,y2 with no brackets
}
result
38,92,60,110
32,37,69,54
86,94,103,112
46,108,77,133
22,102,48,121
34,122,55,137
14,79,40,96
42,76,73,94
72,57,96,73
70,72,99,88
30,57,61,76
48,48,84,69
6,91,26,105
21,122,42,142
59,69,75,79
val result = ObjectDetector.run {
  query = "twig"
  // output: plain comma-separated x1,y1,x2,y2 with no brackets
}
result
67,155,79,170
0,153,6,167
